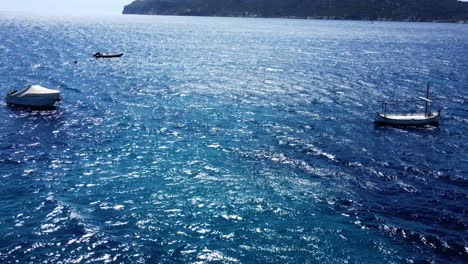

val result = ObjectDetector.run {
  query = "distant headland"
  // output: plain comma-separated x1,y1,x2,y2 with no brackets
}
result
122,0,468,23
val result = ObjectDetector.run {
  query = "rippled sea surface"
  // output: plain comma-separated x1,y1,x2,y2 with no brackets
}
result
0,13,467,263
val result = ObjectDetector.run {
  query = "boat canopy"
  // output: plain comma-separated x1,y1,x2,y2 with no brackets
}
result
15,85,60,97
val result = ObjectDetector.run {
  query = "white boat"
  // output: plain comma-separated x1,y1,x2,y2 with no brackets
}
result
374,112,440,126
374,83,441,126
5,85,61,108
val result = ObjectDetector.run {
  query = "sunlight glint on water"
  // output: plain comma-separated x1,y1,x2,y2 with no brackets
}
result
0,14,467,263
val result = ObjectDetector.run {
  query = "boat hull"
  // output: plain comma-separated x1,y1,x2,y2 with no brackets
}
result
94,53,123,58
374,112,440,126
5,94,60,108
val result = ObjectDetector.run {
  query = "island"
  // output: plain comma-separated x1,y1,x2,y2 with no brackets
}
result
123,0,468,22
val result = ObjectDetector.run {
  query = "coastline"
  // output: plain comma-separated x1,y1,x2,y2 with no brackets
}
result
121,12,468,24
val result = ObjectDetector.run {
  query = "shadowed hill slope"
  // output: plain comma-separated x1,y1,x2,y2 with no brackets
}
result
123,0,468,22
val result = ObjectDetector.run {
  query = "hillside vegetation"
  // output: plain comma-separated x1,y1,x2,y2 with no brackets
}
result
123,0,468,22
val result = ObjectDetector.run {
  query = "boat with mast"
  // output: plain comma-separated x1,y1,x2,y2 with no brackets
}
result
374,83,441,126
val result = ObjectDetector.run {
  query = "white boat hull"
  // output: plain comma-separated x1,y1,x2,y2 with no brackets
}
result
374,112,440,126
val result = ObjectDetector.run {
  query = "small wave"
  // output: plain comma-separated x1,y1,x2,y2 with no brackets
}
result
196,249,239,263
303,144,336,161
249,150,336,178
378,224,468,261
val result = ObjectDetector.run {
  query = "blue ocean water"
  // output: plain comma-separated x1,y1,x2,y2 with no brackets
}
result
0,13,467,263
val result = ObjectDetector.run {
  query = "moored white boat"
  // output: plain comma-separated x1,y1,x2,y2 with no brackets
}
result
5,85,61,108
374,83,441,126
374,112,440,126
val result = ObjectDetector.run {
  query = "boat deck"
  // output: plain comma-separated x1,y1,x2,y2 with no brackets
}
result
382,113,438,120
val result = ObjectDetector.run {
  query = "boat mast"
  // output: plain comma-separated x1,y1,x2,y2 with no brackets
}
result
425,82,430,117
382,101,388,116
